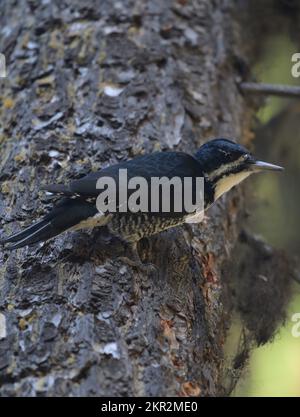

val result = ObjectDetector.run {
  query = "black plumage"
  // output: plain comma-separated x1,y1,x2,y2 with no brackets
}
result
1,199,98,249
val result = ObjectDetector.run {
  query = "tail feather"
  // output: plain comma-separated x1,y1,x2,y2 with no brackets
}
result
0,198,100,250
0,218,49,245
7,222,53,250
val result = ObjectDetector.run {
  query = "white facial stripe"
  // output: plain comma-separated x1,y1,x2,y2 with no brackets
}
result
207,155,246,181
214,171,252,200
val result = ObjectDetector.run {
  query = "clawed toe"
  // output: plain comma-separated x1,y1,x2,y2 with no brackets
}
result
118,256,158,275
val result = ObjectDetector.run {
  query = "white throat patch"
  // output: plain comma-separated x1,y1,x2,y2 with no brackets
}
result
214,171,252,200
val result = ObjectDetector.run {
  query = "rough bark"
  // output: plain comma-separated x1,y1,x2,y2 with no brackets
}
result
0,0,294,396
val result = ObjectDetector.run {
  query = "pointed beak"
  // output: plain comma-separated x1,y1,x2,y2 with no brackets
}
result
250,160,284,172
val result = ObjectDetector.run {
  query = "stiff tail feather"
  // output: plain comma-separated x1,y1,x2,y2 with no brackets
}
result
0,198,99,250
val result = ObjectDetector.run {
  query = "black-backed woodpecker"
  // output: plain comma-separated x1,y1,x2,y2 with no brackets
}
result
0,138,283,253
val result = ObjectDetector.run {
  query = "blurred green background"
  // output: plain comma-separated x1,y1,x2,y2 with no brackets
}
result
232,33,300,396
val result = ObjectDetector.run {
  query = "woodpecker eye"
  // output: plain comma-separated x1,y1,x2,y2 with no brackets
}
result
243,154,250,161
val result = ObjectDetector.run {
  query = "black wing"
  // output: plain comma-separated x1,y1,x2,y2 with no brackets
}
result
42,152,204,197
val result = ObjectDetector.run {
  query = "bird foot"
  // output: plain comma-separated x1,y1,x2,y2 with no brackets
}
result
116,241,158,276
118,256,158,275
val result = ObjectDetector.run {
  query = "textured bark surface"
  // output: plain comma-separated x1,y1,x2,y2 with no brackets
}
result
0,0,293,396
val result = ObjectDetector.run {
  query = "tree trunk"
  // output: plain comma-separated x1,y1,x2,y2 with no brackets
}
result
0,0,293,396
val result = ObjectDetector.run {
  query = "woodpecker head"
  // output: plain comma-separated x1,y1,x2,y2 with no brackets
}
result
194,138,283,201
